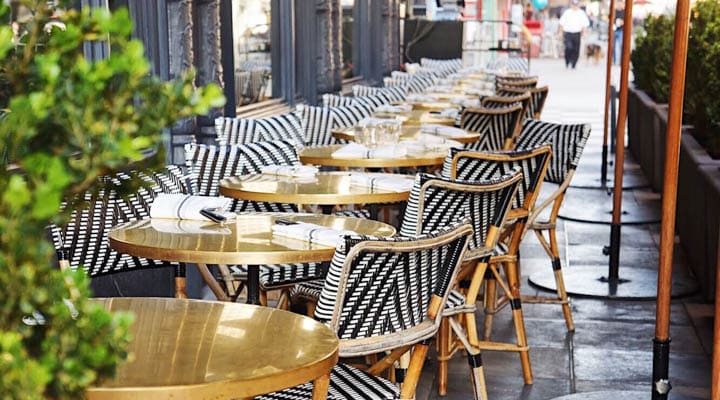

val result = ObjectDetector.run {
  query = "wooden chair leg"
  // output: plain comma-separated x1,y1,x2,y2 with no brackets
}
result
397,351,410,386
400,340,430,400
174,264,188,299
482,268,498,341
311,372,331,400
437,317,451,396
306,301,316,318
549,227,575,331
504,260,533,384
449,316,487,400
277,289,290,310
259,290,268,307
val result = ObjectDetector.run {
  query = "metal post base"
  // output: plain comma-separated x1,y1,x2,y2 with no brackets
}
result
528,266,698,300
550,391,645,400
558,188,660,225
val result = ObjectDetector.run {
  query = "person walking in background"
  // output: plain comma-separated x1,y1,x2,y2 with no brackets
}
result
613,0,625,64
558,0,590,68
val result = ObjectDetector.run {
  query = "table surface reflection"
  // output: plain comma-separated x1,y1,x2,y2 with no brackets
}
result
85,298,338,399
219,171,412,205
299,144,447,168
332,125,479,145
109,213,396,265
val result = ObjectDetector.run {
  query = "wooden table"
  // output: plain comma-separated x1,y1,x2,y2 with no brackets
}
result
219,171,412,218
332,125,479,145
109,213,395,304
372,109,455,126
86,298,338,400
299,145,447,169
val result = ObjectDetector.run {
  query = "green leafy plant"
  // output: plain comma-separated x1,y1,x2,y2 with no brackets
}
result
631,13,674,104
0,1,224,399
686,0,720,156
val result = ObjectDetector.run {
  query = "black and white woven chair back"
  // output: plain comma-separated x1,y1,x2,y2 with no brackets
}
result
517,119,591,185
295,105,334,146
214,117,260,145
255,113,306,145
399,171,522,254
329,104,373,129
461,104,524,151
352,85,407,103
315,221,472,342
441,145,552,211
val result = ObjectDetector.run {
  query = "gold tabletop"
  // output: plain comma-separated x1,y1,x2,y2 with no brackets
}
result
409,101,456,111
421,91,477,101
372,109,455,126
108,213,396,265
219,171,412,205
332,125,479,145
86,298,339,399
299,145,447,168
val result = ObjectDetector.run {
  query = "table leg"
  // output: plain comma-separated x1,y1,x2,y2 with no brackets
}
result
368,203,380,220
311,373,331,400
320,205,334,215
174,264,188,299
246,265,261,305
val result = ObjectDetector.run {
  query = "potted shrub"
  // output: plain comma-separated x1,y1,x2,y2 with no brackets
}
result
0,1,224,398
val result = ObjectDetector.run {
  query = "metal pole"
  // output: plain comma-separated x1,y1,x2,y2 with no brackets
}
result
712,236,720,400
652,0,691,396
601,0,616,190
607,0,634,282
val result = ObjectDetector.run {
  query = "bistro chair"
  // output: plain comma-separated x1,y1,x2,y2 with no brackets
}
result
460,104,525,151
420,57,463,72
258,220,473,400
214,113,305,146
497,86,550,119
49,168,189,296
398,171,523,398
322,93,390,110
184,140,325,306
481,92,532,134
496,76,538,90
352,85,407,103
442,145,553,385
383,74,437,93
295,103,373,146
516,119,592,331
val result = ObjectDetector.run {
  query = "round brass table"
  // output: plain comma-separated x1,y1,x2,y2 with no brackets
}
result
219,171,411,209
332,125,479,145
86,298,339,400
109,213,395,303
408,101,456,111
299,145,447,169
373,109,455,126
421,91,477,101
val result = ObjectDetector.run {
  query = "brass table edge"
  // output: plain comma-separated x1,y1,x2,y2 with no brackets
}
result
218,185,410,205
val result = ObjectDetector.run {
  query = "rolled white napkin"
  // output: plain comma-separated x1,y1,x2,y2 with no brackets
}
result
406,94,439,102
404,134,462,156
375,104,412,113
272,221,356,247
439,108,460,118
465,88,494,96
420,124,469,138
358,117,399,126
349,173,415,192
150,194,231,221
332,143,407,159
260,164,318,178
451,98,481,107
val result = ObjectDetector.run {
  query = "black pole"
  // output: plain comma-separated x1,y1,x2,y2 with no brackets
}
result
607,223,621,282
652,338,672,399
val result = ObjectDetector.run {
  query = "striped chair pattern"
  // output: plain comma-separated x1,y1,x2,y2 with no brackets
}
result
420,57,463,72
398,171,522,398
384,74,437,93
481,92,533,130
442,145,552,385
460,104,525,151
214,113,305,145
49,168,186,278
515,119,591,332
351,85,407,103
497,86,549,119
322,93,390,110
295,104,374,146
259,221,473,400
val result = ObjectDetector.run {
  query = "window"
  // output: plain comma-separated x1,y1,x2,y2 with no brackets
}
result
341,0,355,78
232,0,272,106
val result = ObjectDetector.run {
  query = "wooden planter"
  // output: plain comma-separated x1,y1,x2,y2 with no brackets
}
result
677,132,720,301
627,84,667,191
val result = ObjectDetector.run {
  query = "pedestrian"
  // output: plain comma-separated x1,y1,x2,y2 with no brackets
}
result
613,1,625,64
558,0,590,69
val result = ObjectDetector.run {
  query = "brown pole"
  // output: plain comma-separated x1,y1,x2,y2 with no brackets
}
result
607,0,633,281
601,0,616,188
652,0,691,396
713,236,720,400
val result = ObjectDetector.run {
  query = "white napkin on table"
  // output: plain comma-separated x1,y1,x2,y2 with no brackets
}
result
421,124,469,138
404,134,462,156
349,173,415,192
438,108,459,118
426,85,454,93
272,221,356,247
150,219,232,235
406,94,439,103
331,143,407,159
150,194,231,221
465,88,494,96
260,164,318,178
375,104,412,113
451,98,481,107
358,117,400,126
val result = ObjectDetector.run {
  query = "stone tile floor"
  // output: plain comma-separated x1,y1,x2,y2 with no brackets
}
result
413,57,712,399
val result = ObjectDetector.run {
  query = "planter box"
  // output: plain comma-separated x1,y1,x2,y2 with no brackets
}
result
700,164,720,300
677,133,720,301
627,85,666,190
653,105,669,192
